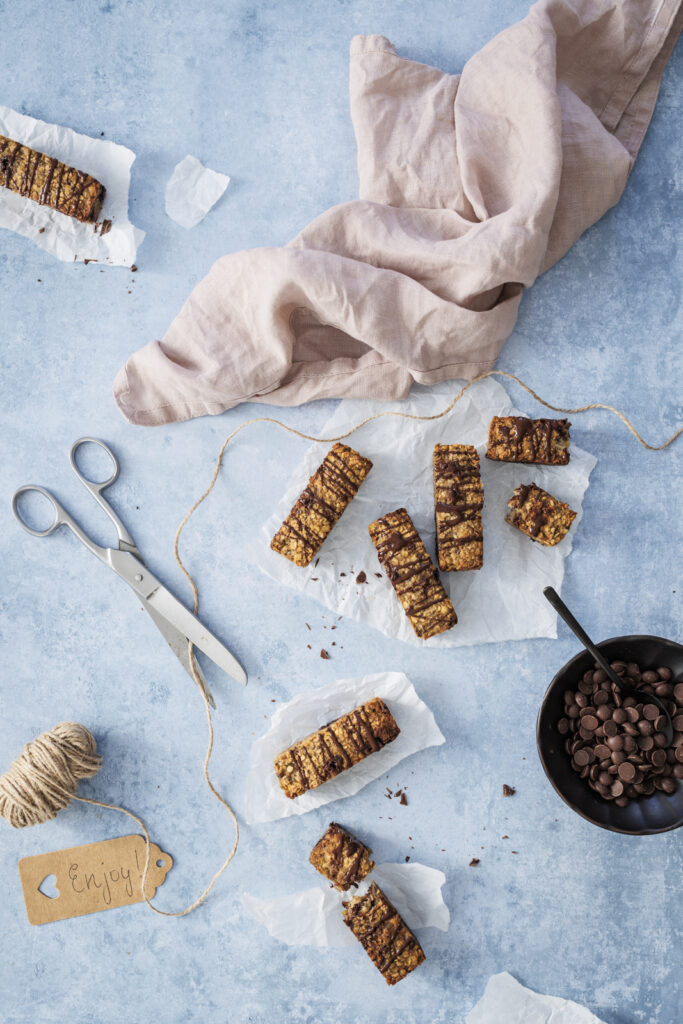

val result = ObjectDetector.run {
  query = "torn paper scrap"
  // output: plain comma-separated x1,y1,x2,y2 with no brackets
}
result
243,862,449,948
466,972,608,1024
165,155,230,228
0,104,144,266
250,377,597,648
245,672,444,824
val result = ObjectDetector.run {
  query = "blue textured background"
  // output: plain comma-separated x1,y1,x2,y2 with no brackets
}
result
0,2,680,1022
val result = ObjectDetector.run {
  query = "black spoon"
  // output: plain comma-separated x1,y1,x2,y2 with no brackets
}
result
543,587,674,745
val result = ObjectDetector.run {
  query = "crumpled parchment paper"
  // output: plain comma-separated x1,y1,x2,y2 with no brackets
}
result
466,972,608,1023
251,378,597,648
245,672,444,824
0,104,143,265
165,154,230,228
243,861,449,947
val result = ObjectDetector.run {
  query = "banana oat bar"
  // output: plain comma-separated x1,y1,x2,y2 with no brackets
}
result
368,508,457,639
433,443,484,571
486,416,570,464
309,822,374,890
505,483,576,546
0,135,106,222
271,442,372,567
274,697,399,799
343,882,425,985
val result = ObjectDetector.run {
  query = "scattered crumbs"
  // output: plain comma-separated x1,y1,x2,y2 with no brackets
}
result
408,836,412,840
355,571,367,584
501,835,509,839
36,278,42,283
306,644,311,650
130,264,138,272
320,649,330,660
311,577,319,581
340,572,346,577
100,131,104,136
337,616,343,621
511,851,518,855
374,572,382,578
331,641,336,646
405,856,410,863
38,227,45,234
469,858,480,867
305,623,311,631
399,793,408,806
330,625,336,630
314,558,319,568
270,699,276,702
522,757,526,761
502,784,516,797
127,290,131,294
135,505,140,510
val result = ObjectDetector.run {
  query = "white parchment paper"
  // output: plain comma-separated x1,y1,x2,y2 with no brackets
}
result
0,105,144,265
165,155,230,228
251,378,597,647
243,862,449,947
245,672,444,824
466,972,608,1024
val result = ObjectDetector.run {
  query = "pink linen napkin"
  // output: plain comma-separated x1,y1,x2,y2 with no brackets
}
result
114,0,682,426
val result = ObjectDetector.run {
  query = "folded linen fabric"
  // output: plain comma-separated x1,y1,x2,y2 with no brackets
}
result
114,0,682,426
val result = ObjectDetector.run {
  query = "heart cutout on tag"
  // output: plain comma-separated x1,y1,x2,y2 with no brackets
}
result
38,874,60,900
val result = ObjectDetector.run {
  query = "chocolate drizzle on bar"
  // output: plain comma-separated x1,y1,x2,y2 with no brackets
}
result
271,443,372,567
486,416,570,465
369,508,457,639
0,134,105,222
433,444,484,571
274,697,399,799
343,882,425,985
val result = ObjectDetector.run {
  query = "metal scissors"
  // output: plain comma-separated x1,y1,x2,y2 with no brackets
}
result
11,437,247,706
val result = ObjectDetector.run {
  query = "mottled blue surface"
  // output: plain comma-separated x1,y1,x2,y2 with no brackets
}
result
0,2,681,1022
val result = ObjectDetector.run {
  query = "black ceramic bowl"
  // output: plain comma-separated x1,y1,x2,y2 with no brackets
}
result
537,634,683,835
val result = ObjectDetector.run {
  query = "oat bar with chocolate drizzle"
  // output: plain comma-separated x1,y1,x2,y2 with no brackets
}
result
274,697,399,799
343,882,426,985
309,822,375,891
270,442,373,567
486,416,570,465
505,482,576,546
368,508,457,639
433,444,484,571
0,135,106,223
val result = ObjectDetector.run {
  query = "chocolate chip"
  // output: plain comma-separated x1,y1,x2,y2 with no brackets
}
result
320,649,330,659
469,858,480,866
355,571,367,584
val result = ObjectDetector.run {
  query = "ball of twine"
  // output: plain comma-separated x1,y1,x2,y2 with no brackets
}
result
0,722,101,828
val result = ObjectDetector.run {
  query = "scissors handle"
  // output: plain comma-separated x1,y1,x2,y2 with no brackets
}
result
11,485,109,561
69,438,136,551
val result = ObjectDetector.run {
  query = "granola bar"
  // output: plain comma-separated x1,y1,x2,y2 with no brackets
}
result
274,697,399,799
368,508,457,639
433,443,484,571
0,135,106,223
486,416,570,465
505,483,576,546
270,443,372,567
343,882,425,985
309,822,374,890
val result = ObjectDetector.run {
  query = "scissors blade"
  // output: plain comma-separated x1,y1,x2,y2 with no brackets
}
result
142,601,216,708
108,549,247,686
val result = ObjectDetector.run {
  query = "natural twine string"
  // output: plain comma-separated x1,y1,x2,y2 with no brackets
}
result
3,372,679,918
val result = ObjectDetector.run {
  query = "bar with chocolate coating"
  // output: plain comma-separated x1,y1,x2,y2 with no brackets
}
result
486,416,570,464
433,443,484,571
309,822,374,891
270,442,372,567
0,135,106,223
343,882,425,985
274,697,399,799
368,508,457,639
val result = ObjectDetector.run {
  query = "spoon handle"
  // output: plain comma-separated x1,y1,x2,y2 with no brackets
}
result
542,587,625,691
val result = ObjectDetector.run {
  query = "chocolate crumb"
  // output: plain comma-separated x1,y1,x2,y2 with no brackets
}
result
405,856,411,862
99,219,112,236
355,571,367,584
469,858,480,867
311,577,319,581
315,558,319,567
330,625,336,630
38,227,45,234
374,572,382,578
501,835,509,839
84,258,97,265
503,784,516,797
320,649,330,660
511,851,518,854
399,793,408,806
340,572,346,577
130,264,138,272
305,623,311,631
306,644,311,650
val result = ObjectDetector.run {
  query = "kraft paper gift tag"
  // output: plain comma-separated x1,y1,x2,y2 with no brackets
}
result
19,834,172,925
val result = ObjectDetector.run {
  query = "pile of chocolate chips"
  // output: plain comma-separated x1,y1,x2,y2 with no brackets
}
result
557,660,683,807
